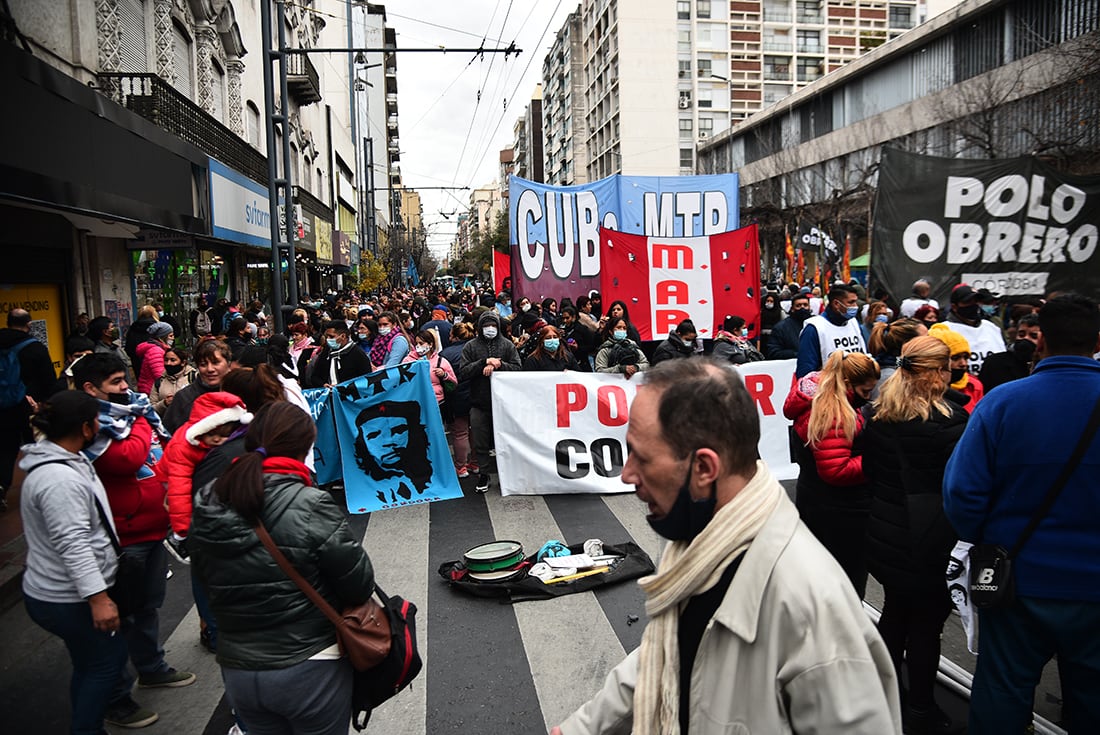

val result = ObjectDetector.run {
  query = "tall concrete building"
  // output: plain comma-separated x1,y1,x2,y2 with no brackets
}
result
542,7,589,185
513,85,545,183
546,0,946,179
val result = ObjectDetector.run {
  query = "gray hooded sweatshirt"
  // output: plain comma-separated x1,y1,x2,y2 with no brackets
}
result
19,441,118,603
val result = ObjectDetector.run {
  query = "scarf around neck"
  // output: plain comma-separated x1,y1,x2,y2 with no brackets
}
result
369,327,399,366
262,456,312,486
633,460,782,735
84,391,171,477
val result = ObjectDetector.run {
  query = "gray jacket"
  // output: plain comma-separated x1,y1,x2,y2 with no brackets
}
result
19,441,118,603
459,312,522,411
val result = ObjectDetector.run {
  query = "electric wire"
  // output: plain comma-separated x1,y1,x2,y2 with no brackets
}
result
449,0,509,184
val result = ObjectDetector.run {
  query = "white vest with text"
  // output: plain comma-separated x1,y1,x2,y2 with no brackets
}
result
805,314,867,365
943,321,1006,375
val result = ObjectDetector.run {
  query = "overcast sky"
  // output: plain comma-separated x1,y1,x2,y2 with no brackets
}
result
390,1,575,257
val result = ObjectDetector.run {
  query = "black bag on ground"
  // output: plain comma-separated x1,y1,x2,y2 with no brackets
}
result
350,587,423,731
438,541,654,603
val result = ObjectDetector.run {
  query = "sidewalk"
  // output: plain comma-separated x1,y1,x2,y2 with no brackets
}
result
0,485,26,612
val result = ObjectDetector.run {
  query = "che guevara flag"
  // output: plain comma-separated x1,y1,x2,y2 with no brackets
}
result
599,225,761,341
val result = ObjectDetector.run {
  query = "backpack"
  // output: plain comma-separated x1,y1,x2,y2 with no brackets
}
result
0,337,37,409
194,308,212,336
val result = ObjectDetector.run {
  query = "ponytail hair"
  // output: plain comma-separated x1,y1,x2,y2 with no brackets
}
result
807,351,879,447
874,336,953,422
31,390,99,441
213,402,317,521
868,317,925,356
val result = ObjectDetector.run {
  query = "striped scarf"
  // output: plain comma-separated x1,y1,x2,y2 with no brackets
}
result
633,460,782,735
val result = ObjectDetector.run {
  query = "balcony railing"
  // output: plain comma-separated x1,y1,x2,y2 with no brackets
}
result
763,67,792,81
797,71,823,83
763,42,793,52
286,54,321,105
763,10,793,22
97,73,268,185
797,43,823,53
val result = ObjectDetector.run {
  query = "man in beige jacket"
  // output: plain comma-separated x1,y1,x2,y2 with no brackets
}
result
552,358,901,735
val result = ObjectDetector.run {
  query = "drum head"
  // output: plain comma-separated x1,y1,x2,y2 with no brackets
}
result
463,540,525,572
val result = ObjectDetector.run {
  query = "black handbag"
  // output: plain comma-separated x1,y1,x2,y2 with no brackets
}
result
969,396,1100,609
91,495,146,619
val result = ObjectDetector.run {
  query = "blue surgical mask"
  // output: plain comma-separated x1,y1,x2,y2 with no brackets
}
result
981,304,996,316
326,338,340,350
845,306,859,320
741,327,749,338
613,329,627,341
543,338,560,352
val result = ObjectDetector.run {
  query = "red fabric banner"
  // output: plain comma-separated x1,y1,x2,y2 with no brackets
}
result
599,225,761,341
493,250,511,295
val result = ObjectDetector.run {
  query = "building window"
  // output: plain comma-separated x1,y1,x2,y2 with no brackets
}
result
117,0,148,73
697,88,712,107
210,59,226,122
678,30,691,52
679,118,694,139
171,21,192,97
680,149,694,168
796,0,821,22
696,0,711,19
677,0,690,20
888,5,914,28
290,143,299,185
246,101,261,147
316,168,325,201
678,59,692,78
697,58,712,78
698,117,714,134
764,56,791,80
797,30,821,53
797,57,822,82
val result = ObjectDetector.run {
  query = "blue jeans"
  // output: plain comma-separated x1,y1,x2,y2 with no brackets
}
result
192,573,217,648
971,596,1100,734
25,595,129,735
222,658,352,735
110,540,170,704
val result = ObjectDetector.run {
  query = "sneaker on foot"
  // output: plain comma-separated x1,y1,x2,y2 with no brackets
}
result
138,667,196,688
456,464,469,478
163,534,190,565
105,698,159,728
475,473,490,493
227,725,245,735
466,461,480,474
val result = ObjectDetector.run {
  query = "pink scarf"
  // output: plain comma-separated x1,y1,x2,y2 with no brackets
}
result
369,327,399,366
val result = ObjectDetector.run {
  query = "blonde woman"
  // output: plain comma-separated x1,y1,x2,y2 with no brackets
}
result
783,350,880,597
868,318,927,395
862,336,968,734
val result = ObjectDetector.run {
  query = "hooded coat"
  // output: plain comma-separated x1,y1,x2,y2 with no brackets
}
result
161,392,253,535
459,312,522,411
651,331,695,365
189,472,374,669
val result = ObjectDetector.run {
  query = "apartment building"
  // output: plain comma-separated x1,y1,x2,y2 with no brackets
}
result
513,85,545,183
542,7,589,185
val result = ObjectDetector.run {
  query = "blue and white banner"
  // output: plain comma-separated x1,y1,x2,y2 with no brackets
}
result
302,386,341,486
305,361,462,513
508,173,739,304
208,157,272,248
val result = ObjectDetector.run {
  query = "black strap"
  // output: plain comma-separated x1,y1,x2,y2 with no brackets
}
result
25,459,123,556
1009,396,1100,559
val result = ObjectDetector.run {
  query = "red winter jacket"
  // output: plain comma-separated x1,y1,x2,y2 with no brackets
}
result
92,417,170,546
161,436,209,535
783,372,866,486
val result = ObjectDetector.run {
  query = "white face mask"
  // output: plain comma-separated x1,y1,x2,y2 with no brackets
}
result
415,344,430,356
521,303,531,312
378,326,392,336
482,326,498,339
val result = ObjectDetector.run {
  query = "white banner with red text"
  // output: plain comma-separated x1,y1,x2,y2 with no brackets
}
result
491,361,798,496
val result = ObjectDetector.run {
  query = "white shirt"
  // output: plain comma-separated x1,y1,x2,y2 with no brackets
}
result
900,297,940,318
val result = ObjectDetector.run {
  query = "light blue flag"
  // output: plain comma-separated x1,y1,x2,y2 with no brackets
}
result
329,360,461,513
302,386,341,486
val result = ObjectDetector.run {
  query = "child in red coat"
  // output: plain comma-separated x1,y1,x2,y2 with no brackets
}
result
160,392,252,562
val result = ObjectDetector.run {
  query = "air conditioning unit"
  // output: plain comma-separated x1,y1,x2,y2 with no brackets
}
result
678,97,691,109
698,132,709,141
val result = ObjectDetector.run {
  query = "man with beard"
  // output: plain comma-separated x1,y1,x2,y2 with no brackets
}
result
980,313,1040,392
553,359,900,735
766,290,812,360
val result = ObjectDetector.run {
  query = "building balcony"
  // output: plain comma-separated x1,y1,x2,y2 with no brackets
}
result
97,72,267,185
763,10,793,23
386,92,398,113
286,54,322,105
763,42,793,53
797,71,823,83
797,43,823,54
763,68,791,81
797,11,822,23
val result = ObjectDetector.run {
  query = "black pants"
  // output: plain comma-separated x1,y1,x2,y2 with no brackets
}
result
877,583,952,710
798,503,870,599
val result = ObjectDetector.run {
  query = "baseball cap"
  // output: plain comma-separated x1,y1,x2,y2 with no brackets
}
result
975,287,1001,302
950,284,979,304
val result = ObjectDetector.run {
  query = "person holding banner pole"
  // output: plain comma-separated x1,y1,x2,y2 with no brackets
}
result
460,312,521,493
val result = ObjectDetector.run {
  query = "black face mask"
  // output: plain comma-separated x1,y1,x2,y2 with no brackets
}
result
956,304,981,321
81,425,98,451
164,363,184,376
107,391,130,406
790,307,812,321
1013,339,1036,360
646,458,717,542
950,367,967,383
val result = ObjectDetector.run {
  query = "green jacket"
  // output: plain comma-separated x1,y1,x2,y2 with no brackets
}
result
190,473,374,670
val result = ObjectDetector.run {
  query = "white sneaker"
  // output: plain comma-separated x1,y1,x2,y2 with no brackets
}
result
227,724,245,735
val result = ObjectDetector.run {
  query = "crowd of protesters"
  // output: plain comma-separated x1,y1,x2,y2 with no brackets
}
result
2,270,1098,735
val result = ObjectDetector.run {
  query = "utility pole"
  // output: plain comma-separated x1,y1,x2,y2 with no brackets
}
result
259,0,519,331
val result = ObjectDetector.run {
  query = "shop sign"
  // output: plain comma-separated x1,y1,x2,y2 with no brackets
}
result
316,219,333,264
0,284,66,372
129,229,194,251
278,205,316,250
334,231,351,267
208,157,271,248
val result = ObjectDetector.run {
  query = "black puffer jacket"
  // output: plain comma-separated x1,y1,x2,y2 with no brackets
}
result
651,331,694,365
189,473,374,670
459,312,522,411
862,404,968,592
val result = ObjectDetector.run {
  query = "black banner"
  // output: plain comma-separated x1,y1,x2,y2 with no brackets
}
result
872,148,1100,304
